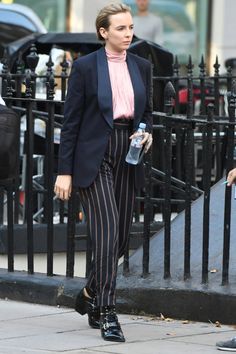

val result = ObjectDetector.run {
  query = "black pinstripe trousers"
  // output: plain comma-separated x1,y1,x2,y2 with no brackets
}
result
78,120,135,307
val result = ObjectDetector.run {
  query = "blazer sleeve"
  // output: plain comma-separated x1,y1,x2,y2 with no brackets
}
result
142,61,153,133
57,60,85,175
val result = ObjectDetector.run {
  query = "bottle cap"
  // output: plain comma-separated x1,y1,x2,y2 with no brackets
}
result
139,122,146,130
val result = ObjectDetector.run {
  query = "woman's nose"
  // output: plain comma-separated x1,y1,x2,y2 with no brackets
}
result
125,29,132,37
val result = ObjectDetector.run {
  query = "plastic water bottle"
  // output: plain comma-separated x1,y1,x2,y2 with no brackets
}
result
125,122,146,165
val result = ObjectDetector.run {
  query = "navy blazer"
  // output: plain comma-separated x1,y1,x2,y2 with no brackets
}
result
57,47,153,188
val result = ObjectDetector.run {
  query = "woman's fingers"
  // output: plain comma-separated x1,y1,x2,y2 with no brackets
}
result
140,132,149,144
144,133,153,152
227,168,236,186
129,131,141,140
54,175,72,200
55,187,70,201
144,135,153,152
128,132,153,153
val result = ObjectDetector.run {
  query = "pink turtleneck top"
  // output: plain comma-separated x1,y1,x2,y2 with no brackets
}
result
105,49,134,120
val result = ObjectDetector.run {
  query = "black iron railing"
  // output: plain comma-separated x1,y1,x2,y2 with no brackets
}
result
0,45,236,288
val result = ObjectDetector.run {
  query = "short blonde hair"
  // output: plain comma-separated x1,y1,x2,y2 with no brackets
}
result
95,3,132,41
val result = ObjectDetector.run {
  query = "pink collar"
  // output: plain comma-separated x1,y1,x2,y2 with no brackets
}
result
105,48,127,63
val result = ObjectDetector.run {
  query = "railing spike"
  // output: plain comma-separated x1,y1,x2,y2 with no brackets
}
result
174,55,179,66
213,55,220,75
26,44,39,72
186,55,194,73
173,55,180,76
164,81,176,115
188,55,192,66
46,54,54,74
60,53,69,75
46,72,56,100
199,55,206,77
16,51,24,74
200,55,205,66
46,54,55,99
164,81,176,98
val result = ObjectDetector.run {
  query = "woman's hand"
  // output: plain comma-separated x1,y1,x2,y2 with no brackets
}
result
129,132,153,153
54,175,72,201
227,168,236,186
143,132,153,153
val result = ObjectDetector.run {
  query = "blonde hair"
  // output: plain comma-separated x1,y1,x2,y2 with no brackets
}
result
95,3,132,41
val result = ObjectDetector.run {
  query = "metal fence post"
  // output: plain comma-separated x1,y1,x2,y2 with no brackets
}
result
24,70,35,274
202,103,214,283
213,56,222,181
45,72,56,276
183,56,194,280
222,80,236,285
163,81,175,279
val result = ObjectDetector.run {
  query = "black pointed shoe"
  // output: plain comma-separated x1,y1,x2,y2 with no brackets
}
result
75,288,100,329
100,306,125,342
88,302,100,329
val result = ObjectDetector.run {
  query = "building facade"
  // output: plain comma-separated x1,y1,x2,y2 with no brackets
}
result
1,0,236,73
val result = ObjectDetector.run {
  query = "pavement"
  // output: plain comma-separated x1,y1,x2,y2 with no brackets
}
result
0,299,235,354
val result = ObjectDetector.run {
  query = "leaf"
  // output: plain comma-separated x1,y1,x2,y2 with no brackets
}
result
160,313,165,320
210,269,218,273
165,317,174,322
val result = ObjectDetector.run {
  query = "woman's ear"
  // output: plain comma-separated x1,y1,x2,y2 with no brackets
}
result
99,27,107,40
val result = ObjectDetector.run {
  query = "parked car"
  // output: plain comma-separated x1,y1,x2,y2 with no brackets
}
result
0,3,47,59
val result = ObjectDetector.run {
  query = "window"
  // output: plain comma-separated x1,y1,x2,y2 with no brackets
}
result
14,0,67,31
125,0,209,64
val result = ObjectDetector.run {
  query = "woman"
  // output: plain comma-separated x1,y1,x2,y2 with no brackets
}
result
215,167,236,351
54,3,153,342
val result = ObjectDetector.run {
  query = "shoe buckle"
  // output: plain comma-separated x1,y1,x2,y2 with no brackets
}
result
103,322,110,330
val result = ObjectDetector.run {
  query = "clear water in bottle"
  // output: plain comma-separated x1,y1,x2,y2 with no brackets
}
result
125,122,146,165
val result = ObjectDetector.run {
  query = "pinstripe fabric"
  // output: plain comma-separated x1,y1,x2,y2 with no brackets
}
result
78,121,135,307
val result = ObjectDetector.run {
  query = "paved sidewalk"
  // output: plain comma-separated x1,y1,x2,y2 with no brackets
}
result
0,299,235,353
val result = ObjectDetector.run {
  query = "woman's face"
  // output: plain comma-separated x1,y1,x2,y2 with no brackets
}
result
99,11,134,53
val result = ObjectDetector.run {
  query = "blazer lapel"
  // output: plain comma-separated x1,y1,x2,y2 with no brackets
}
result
97,47,113,128
126,53,146,125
